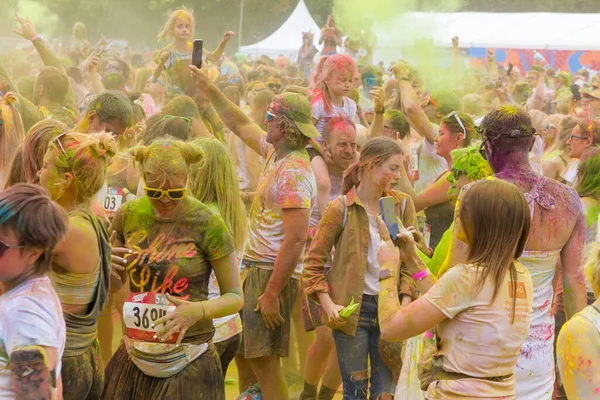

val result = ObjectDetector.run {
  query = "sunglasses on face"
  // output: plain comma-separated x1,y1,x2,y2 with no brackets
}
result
162,115,191,131
570,134,588,141
475,126,488,160
144,187,186,200
0,239,25,258
266,111,277,122
267,83,282,89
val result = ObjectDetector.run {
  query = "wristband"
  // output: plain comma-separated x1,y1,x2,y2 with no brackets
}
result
411,268,430,281
30,35,41,43
375,108,385,115
398,77,410,82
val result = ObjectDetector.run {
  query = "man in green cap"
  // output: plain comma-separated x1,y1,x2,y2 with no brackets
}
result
189,65,317,400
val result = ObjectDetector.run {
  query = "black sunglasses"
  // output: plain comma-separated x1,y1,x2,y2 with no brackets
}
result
0,238,25,258
451,167,467,180
476,126,488,160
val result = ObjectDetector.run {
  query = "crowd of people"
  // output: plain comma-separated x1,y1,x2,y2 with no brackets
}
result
0,6,599,400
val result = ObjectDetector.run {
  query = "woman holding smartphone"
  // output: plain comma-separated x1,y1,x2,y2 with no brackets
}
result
303,136,421,399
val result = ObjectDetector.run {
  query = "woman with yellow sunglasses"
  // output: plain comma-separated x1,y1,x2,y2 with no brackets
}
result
104,138,243,400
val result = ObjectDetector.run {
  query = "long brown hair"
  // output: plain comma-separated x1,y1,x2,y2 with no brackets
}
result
23,119,69,183
342,136,403,195
459,179,531,322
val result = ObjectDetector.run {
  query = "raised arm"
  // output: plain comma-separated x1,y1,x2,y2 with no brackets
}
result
369,87,385,137
377,221,441,342
189,65,266,155
451,36,460,85
529,72,545,111
13,14,77,112
393,63,437,144
87,55,105,94
486,48,498,82
206,31,235,64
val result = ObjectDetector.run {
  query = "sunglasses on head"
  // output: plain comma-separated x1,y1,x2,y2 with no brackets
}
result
0,238,25,258
144,187,186,200
162,115,191,131
54,133,74,171
543,123,555,131
447,111,466,136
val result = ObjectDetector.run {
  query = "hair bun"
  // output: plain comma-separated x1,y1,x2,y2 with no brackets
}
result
180,142,203,166
3,92,18,105
128,144,151,164
89,132,117,159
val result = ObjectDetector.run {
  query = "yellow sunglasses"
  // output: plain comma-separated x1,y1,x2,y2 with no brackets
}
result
144,187,186,200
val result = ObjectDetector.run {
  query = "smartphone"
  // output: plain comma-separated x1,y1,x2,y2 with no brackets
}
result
380,196,399,240
192,39,203,69
507,62,513,77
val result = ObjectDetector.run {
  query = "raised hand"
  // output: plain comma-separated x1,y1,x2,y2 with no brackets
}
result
13,13,38,41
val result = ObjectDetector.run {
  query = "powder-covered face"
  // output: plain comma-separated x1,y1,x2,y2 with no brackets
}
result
265,77,282,94
325,69,352,97
38,151,67,202
173,16,192,41
368,154,403,192
435,123,461,160
144,172,187,219
325,125,357,171
567,125,593,159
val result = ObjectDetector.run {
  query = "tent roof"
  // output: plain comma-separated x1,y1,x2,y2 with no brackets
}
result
239,0,320,58
376,12,600,51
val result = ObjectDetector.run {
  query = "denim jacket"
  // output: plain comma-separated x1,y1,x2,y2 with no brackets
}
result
302,186,418,336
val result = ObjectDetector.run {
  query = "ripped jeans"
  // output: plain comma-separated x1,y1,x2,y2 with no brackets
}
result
332,295,395,400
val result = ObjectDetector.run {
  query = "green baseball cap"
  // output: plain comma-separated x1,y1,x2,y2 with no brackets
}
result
269,92,320,138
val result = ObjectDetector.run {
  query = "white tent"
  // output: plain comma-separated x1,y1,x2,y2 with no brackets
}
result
239,0,320,60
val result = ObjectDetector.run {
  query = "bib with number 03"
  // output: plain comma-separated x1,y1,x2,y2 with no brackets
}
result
123,292,177,343
102,187,124,216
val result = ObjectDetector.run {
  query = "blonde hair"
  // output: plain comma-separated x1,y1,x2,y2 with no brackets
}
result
3,146,26,189
23,119,69,183
0,93,25,179
311,54,357,114
584,243,600,298
47,132,117,204
342,136,403,195
129,138,202,187
460,179,531,322
189,138,248,253
157,7,195,42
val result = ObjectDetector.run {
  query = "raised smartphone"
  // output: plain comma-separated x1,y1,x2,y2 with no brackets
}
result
191,39,203,69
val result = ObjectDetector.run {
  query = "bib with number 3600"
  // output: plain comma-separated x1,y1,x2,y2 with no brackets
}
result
102,187,124,216
123,292,177,343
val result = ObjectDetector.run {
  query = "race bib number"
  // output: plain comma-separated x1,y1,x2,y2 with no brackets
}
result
123,292,177,343
102,187,123,215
